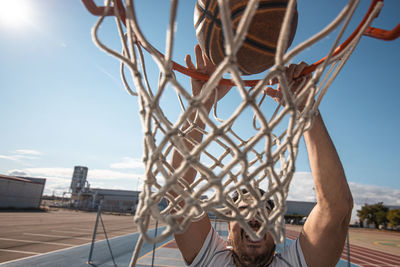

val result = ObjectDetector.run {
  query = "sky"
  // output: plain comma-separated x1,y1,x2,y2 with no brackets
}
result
0,0,399,222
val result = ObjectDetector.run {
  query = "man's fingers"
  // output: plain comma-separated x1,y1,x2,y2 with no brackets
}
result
185,54,195,70
287,64,296,81
195,45,205,70
294,61,308,78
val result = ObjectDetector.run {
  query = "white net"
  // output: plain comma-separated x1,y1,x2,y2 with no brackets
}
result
84,0,383,265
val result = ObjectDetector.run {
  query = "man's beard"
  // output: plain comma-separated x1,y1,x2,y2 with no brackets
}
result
232,251,273,267
230,232,275,267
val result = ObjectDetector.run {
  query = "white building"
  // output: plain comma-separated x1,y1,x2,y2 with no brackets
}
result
0,174,46,209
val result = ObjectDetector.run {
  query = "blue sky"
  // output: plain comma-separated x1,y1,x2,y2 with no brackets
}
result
0,0,399,220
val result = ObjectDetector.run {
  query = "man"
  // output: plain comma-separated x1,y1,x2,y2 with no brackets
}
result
172,45,353,266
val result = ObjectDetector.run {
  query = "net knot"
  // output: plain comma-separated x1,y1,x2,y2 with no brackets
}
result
212,127,225,137
185,154,196,165
189,98,202,109
167,128,179,138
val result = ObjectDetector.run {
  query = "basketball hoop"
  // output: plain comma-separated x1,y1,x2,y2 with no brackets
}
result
80,0,399,266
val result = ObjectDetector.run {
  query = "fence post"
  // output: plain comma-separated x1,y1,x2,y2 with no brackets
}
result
87,201,102,264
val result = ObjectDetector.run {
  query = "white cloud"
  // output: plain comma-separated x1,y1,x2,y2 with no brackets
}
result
15,149,42,156
288,172,399,206
110,157,144,170
0,149,42,162
287,172,316,202
286,172,400,222
0,155,18,161
348,182,400,206
25,167,73,179
8,170,28,176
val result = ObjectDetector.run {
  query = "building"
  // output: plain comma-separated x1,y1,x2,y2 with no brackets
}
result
75,188,140,213
69,166,155,213
286,200,316,216
285,200,316,224
70,166,89,194
0,174,46,209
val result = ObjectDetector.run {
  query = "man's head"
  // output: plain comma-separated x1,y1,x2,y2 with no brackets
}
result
228,188,276,266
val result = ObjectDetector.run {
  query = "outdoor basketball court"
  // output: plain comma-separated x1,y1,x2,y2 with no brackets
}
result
0,0,399,266
1,210,399,266
76,1,400,264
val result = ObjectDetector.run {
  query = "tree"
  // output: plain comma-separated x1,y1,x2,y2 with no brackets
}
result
387,209,400,229
357,202,389,229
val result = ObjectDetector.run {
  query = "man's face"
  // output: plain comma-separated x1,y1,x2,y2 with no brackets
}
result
228,198,275,266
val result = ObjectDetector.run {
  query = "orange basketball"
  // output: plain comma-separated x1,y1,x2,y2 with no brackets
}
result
194,0,298,75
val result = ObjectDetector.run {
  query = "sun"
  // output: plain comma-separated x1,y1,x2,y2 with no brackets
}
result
0,0,31,28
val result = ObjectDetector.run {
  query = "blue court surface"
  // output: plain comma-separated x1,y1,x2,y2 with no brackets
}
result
0,224,358,267
0,227,170,267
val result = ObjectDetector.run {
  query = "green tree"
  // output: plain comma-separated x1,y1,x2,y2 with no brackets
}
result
357,202,389,229
387,209,400,229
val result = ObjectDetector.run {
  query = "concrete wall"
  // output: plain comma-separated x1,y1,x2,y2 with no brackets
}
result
0,176,46,209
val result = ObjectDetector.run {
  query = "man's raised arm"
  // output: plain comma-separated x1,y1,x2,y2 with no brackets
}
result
172,45,231,264
301,113,353,267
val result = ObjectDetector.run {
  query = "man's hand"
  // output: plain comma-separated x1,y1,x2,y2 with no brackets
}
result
185,45,232,111
271,62,312,110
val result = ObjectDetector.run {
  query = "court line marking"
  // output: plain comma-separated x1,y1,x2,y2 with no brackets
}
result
23,233,92,241
138,240,181,261
139,253,184,261
137,239,175,262
52,228,135,235
69,228,94,231
0,249,39,255
99,230,136,235
0,237,75,247
51,229,134,237
51,229,91,234
0,230,140,266
373,240,400,248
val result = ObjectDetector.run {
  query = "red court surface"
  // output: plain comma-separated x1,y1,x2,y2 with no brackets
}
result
286,225,400,267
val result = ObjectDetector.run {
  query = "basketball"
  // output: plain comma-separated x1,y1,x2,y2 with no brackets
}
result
194,0,298,75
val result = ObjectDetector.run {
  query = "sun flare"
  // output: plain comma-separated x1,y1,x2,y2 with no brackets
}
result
0,0,31,28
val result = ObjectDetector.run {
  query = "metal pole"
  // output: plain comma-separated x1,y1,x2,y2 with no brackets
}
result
87,201,102,264
151,220,159,267
99,212,117,267
347,229,351,267
283,221,286,253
